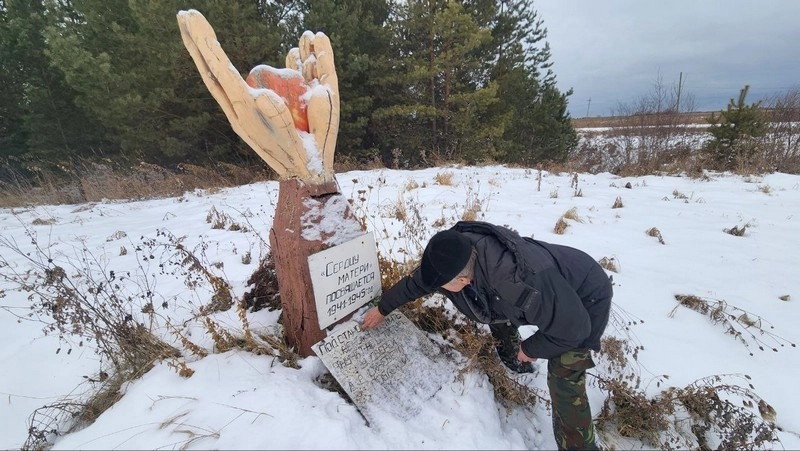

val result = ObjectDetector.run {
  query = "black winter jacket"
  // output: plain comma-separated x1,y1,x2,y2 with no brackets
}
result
377,221,613,359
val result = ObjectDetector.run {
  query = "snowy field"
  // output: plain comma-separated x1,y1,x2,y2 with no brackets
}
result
1,166,798,450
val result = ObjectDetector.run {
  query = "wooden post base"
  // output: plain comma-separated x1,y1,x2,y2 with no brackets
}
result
268,178,362,356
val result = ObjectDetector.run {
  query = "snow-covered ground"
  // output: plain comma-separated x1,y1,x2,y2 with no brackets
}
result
1,166,798,449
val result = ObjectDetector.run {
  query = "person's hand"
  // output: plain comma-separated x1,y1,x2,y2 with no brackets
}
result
517,345,538,362
176,10,339,184
360,307,386,329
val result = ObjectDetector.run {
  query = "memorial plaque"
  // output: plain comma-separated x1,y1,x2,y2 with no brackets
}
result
308,233,382,329
313,311,456,423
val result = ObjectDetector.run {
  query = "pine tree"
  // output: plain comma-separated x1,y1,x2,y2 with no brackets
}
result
483,0,576,164
372,0,507,165
43,0,293,164
298,0,393,163
0,0,99,165
706,85,767,170
368,0,437,166
0,1,29,159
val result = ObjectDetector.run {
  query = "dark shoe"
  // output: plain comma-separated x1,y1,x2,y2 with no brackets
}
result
498,353,535,373
490,322,533,373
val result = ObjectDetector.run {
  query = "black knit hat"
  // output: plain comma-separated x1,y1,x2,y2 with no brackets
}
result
420,230,473,290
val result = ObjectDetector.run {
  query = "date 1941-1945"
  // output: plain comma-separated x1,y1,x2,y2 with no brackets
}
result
326,273,377,317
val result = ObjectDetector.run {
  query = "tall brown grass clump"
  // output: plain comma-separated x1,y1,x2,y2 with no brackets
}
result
0,160,271,208
434,171,455,186
646,227,665,244
598,256,619,273
554,207,583,234
554,217,569,235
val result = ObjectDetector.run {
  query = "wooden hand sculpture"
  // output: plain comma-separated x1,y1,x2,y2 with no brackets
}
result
177,9,339,185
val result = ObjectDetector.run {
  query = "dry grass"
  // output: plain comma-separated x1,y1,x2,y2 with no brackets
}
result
672,189,689,200
399,298,547,411
572,111,714,128
31,217,57,225
434,171,455,186
461,183,484,221
333,154,385,173
596,372,780,450
724,224,749,237
0,161,272,208
377,252,414,294
393,195,408,221
594,332,780,450
562,207,582,222
461,203,481,221
242,256,282,313
553,217,569,235
403,179,420,191
670,294,796,356
646,227,666,244
612,196,624,208
598,256,619,273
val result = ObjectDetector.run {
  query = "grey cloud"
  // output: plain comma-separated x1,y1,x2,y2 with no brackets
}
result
534,0,800,116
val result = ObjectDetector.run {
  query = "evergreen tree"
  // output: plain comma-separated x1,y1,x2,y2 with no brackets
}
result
2,0,579,176
373,0,506,165
434,1,504,162
369,0,437,166
0,0,99,165
706,85,767,169
297,0,393,163
0,1,29,159
43,0,293,165
479,0,576,164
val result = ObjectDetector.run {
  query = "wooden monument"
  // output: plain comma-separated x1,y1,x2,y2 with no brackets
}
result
177,10,362,356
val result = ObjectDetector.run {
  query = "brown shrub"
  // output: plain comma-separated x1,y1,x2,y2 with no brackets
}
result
554,217,569,235
646,227,666,244
434,171,455,186
724,224,748,236
598,256,619,273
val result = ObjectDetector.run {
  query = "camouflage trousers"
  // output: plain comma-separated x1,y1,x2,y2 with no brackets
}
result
547,349,597,450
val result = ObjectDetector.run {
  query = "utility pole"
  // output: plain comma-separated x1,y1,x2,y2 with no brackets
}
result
676,72,683,113
586,98,592,117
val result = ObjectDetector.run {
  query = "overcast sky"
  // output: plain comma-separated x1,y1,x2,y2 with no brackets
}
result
534,1,800,117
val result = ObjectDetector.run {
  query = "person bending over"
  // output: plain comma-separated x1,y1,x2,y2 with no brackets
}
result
362,221,613,450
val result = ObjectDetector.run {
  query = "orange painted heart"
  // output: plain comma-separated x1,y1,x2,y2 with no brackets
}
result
246,66,309,132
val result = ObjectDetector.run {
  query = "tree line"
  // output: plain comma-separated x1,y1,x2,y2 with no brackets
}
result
0,0,576,179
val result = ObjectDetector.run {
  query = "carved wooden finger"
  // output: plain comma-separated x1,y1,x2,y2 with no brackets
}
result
307,33,339,174
311,33,339,96
314,51,338,89
307,90,338,177
301,56,316,84
178,12,252,116
298,32,314,63
285,47,301,71
177,13,240,140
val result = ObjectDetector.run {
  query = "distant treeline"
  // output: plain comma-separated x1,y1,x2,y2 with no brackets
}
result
0,0,576,178
573,109,800,129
